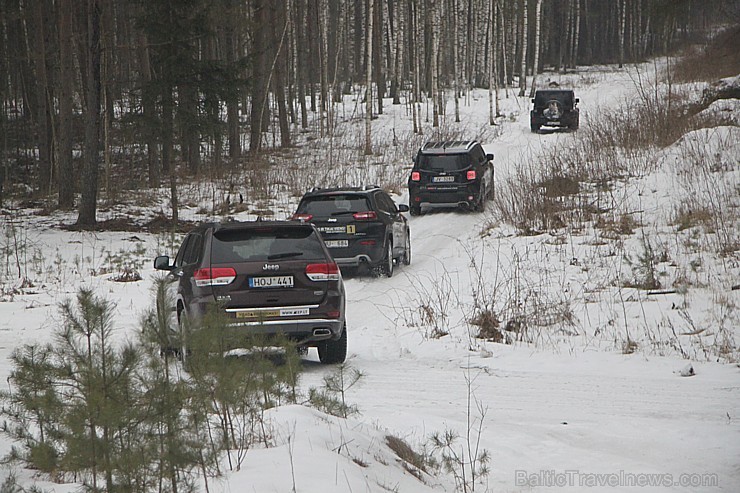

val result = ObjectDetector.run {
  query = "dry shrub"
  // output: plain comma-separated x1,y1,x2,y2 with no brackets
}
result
394,270,456,340
622,338,639,354
669,128,739,256
539,176,580,197
672,205,715,232
470,308,503,343
594,213,639,238
493,163,581,235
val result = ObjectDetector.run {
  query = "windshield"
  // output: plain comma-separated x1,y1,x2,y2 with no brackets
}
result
211,227,325,262
298,195,370,216
418,154,470,172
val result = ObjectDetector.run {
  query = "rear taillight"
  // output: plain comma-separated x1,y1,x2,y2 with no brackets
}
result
353,211,377,220
306,262,341,281
327,310,341,319
467,170,476,180
194,267,237,287
291,213,313,222
411,171,421,181
359,240,376,246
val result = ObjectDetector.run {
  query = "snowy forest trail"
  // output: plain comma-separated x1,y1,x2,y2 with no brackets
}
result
293,65,740,492
0,62,737,493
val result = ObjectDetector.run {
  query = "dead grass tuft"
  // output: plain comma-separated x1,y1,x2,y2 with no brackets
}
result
385,435,432,477
470,309,504,343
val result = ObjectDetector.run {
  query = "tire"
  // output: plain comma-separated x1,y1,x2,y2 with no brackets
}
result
531,123,540,133
176,306,193,364
410,205,421,216
318,324,347,364
381,239,394,277
402,230,411,266
474,187,486,212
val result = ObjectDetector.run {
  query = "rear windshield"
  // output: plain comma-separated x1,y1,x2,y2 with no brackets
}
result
418,154,471,172
211,227,325,262
297,195,370,216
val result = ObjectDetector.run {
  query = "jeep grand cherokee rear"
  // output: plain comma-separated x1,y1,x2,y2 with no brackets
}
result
153,220,347,364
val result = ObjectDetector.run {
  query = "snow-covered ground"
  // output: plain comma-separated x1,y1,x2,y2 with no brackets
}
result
0,62,738,492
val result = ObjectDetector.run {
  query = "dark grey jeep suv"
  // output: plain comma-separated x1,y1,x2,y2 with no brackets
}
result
153,220,347,364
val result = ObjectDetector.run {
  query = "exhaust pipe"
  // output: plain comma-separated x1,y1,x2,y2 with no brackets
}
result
313,328,332,338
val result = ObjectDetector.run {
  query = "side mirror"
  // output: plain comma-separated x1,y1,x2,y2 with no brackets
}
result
154,255,173,271
531,98,535,103
575,98,580,104
486,153,494,161
397,204,410,213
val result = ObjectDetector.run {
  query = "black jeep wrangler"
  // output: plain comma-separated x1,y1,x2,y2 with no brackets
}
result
407,140,494,215
530,89,579,132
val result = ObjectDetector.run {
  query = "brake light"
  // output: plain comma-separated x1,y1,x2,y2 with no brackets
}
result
291,213,313,222
353,211,377,220
327,310,341,319
411,171,421,181
194,267,237,287
306,262,340,281
467,170,476,180
359,240,376,246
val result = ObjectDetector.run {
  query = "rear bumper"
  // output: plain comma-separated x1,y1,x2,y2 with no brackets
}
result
334,253,374,267
225,308,345,345
531,112,577,127
326,241,385,267
409,183,480,208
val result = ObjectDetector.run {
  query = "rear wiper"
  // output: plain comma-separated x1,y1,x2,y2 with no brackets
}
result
267,252,304,260
330,211,357,216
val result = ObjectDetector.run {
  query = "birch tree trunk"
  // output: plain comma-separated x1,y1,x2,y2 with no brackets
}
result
412,0,422,134
518,0,528,96
450,0,460,123
272,0,291,146
488,0,495,125
430,0,439,128
618,0,626,68
498,0,509,97
373,0,384,115
528,0,542,97
364,0,374,155
390,0,402,105
572,0,580,69
249,0,269,151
